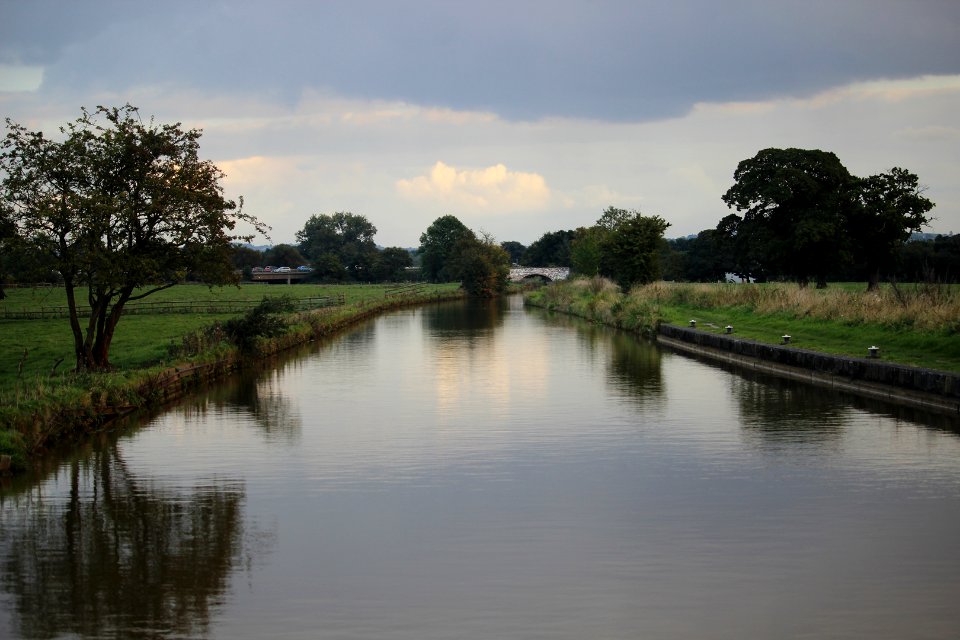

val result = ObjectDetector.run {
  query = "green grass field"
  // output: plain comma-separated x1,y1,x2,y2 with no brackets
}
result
658,303,960,372
0,282,461,395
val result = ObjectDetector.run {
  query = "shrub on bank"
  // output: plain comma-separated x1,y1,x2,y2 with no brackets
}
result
222,295,298,353
525,277,662,334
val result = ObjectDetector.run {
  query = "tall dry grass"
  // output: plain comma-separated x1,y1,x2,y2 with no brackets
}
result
528,278,959,334
631,282,960,333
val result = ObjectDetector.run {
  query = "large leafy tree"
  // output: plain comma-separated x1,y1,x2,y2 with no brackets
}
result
500,241,526,265
520,229,575,267
570,208,669,284
852,167,934,290
0,105,264,371
720,149,934,289
263,243,307,268
569,207,640,279
312,253,348,281
370,247,414,282
0,207,19,299
599,212,671,289
664,230,730,282
447,232,511,297
596,206,636,232
714,212,770,282
296,212,378,280
418,214,475,282
230,244,264,270
721,148,855,288
570,226,603,277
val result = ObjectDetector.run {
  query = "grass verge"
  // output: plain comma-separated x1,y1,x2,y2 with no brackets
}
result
525,278,960,373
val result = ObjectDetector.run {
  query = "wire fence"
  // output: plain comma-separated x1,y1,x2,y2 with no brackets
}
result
0,295,346,320
383,283,427,298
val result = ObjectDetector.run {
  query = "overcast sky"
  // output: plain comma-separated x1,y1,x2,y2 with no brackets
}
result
2,0,958,248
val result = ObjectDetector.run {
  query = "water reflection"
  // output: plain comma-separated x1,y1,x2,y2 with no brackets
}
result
606,332,664,407
0,441,258,639
424,299,517,425
424,297,506,340
731,375,848,447
189,367,304,443
532,308,665,408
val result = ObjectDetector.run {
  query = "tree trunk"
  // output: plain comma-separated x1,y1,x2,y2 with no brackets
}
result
91,311,120,370
64,278,95,372
82,298,108,371
866,268,881,292
91,291,131,369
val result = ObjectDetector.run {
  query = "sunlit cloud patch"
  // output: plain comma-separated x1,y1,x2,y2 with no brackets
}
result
396,161,551,213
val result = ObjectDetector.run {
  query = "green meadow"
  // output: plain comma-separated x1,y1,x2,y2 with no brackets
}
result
0,282,460,398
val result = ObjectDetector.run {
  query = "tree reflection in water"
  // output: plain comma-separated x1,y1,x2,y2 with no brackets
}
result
183,365,304,444
424,297,507,341
731,375,848,446
605,331,664,408
0,442,253,639
537,309,665,408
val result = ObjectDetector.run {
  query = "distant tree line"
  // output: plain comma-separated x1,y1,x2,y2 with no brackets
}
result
658,230,959,284
226,211,414,283
230,212,513,296
498,148,949,289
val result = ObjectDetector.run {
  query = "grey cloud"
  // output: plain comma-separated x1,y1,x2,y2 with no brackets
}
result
0,0,131,64
6,0,960,121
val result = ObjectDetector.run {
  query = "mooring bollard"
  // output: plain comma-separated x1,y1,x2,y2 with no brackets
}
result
689,319,696,328
725,325,733,334
868,346,880,358
781,334,791,345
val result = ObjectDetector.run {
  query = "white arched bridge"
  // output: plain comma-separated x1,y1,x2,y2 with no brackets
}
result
508,267,571,282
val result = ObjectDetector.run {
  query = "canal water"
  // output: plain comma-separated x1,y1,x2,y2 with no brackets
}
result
2,296,959,639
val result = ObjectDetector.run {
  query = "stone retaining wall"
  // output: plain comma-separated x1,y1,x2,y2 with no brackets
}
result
656,324,960,414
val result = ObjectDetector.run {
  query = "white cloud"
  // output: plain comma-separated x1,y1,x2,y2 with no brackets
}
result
396,161,551,212
0,64,44,92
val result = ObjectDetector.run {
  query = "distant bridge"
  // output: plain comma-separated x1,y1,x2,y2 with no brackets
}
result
508,267,570,282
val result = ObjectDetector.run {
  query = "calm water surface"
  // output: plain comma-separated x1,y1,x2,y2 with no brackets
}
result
2,296,959,639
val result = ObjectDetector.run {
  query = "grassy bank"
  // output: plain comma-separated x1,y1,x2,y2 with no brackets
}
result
0,283,463,472
525,278,960,373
